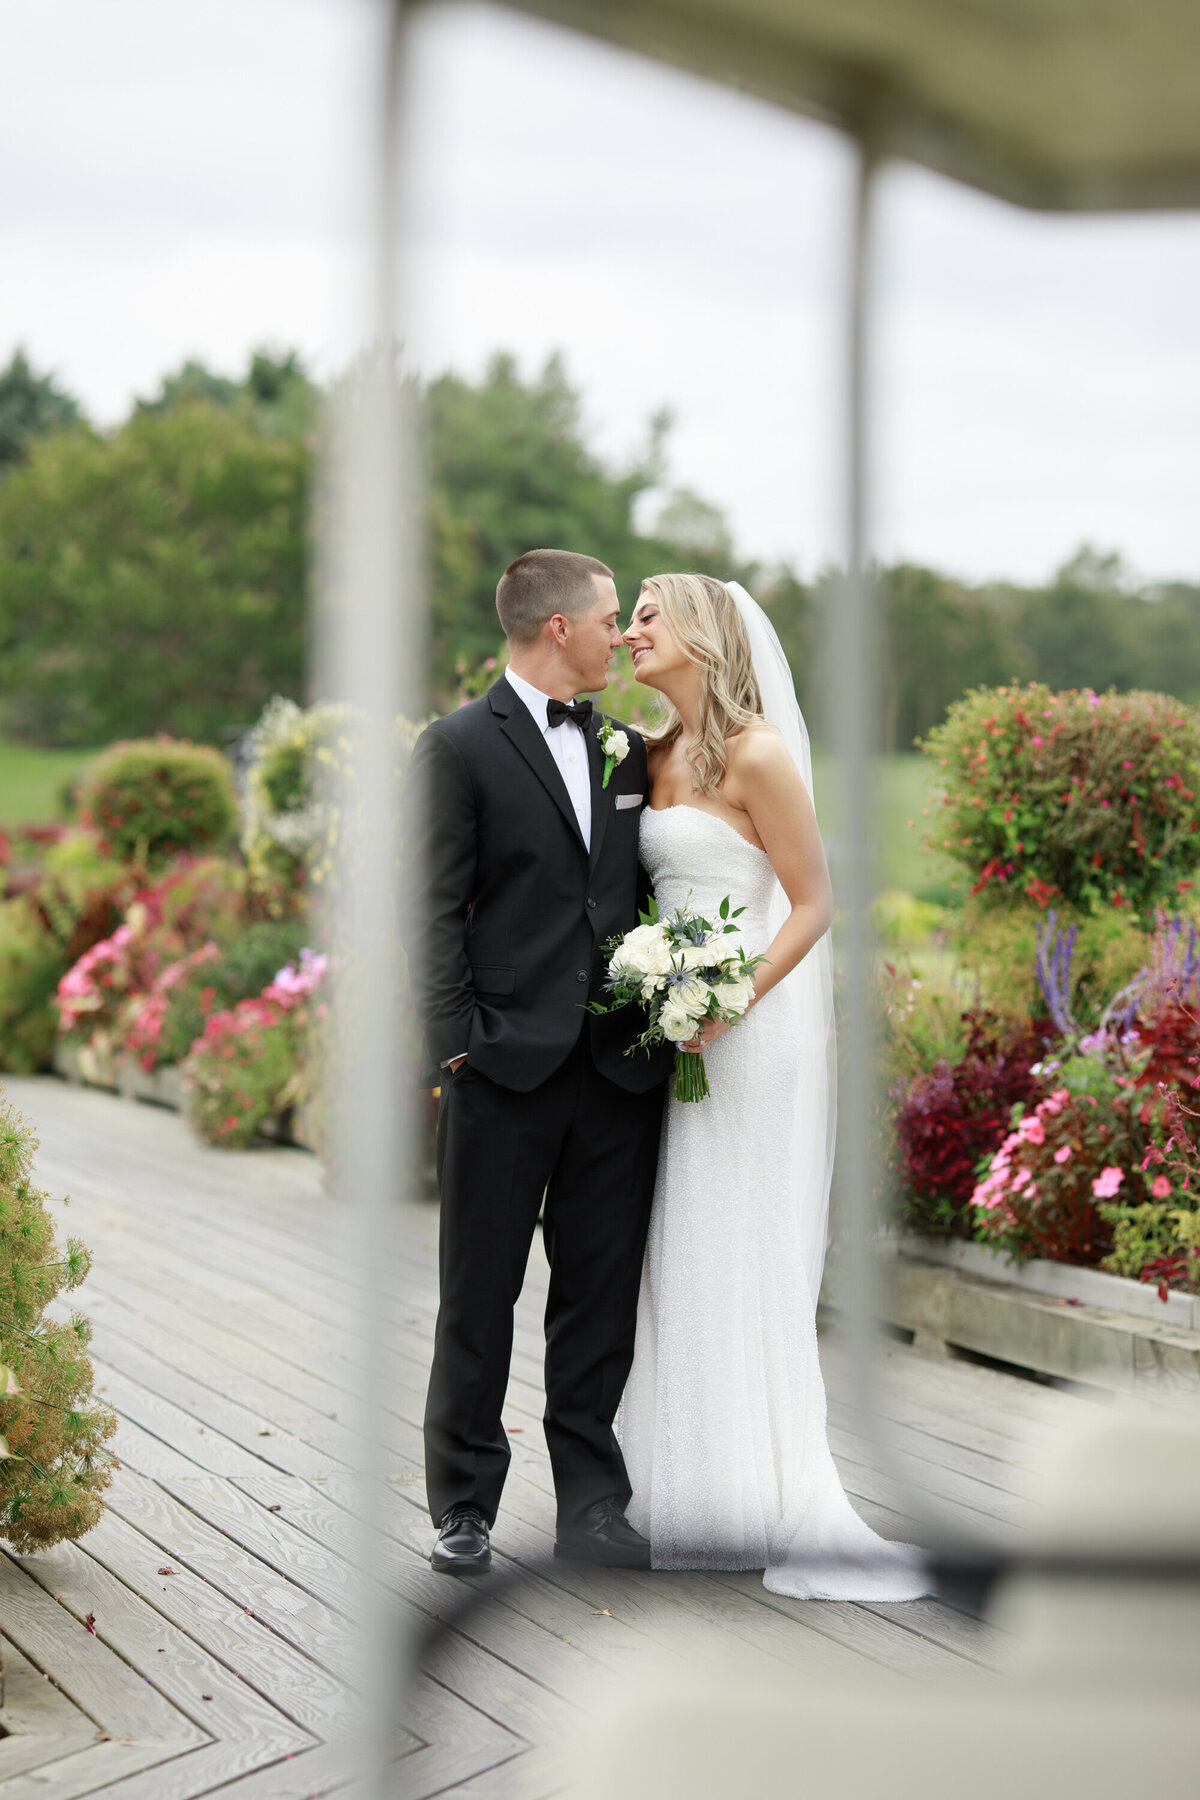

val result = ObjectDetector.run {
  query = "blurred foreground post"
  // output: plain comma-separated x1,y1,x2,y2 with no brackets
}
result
319,2,419,1792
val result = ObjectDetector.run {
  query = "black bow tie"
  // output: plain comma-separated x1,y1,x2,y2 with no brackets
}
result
546,697,593,729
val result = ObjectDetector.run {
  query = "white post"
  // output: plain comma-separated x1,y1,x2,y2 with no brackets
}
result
831,136,884,1443
320,2,418,1791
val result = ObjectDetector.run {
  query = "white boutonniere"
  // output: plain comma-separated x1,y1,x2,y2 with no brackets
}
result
597,721,629,790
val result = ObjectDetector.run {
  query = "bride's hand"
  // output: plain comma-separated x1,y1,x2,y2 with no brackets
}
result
682,1017,733,1054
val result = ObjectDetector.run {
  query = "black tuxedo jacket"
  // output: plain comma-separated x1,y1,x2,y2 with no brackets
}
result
405,676,671,1094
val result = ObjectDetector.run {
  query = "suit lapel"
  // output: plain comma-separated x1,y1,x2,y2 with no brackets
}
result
490,677,587,851
586,716,611,877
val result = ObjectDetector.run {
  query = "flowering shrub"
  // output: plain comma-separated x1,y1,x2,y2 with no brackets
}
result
123,919,311,1071
890,1015,1047,1235
79,738,237,867
56,907,172,1049
240,696,423,913
969,1087,1131,1265
182,950,326,1148
921,684,1200,919
122,941,222,1071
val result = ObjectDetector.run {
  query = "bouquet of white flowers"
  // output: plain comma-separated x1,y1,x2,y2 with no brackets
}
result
589,896,767,1101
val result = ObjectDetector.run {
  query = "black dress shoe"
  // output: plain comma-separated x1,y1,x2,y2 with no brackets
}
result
431,1503,492,1575
554,1498,651,1568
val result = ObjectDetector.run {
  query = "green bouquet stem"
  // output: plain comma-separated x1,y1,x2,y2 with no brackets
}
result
673,1047,711,1103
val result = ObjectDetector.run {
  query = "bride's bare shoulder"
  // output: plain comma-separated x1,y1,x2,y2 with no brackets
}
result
726,721,787,775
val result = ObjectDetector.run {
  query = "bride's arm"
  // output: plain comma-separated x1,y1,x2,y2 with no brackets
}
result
685,729,832,1048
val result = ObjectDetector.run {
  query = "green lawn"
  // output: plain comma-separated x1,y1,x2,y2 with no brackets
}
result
0,740,98,828
811,750,958,903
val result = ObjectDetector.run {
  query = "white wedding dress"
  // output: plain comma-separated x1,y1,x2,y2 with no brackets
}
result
617,803,927,1601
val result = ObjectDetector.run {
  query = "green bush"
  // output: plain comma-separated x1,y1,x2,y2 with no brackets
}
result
79,739,237,866
922,684,1200,920
871,888,948,949
0,902,65,1072
0,1089,117,1550
950,896,1149,1024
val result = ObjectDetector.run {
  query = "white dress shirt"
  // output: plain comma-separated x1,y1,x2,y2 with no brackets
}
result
504,667,592,849
440,669,593,1069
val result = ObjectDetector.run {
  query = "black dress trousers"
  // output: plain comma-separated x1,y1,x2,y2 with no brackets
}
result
426,1036,664,1529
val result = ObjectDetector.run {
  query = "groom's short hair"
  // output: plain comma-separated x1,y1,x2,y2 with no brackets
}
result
496,549,614,645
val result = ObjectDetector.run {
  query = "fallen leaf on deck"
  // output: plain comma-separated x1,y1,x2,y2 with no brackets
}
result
257,1429,274,1436
201,1695,213,1702
158,1567,176,1576
590,1607,612,1617
84,1611,96,1634
267,1503,282,1512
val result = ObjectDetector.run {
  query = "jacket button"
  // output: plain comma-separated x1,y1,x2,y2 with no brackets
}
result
576,969,589,983
586,897,596,909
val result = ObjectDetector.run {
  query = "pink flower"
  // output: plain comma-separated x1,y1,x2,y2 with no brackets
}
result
1020,1117,1045,1145
1010,1168,1031,1190
1151,1174,1172,1199
1032,736,1043,747
1054,1145,1072,1164
1092,1166,1125,1199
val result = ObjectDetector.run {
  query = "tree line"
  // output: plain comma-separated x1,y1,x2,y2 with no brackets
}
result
0,346,1197,751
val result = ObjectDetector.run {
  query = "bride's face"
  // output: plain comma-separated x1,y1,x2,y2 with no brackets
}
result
623,589,687,688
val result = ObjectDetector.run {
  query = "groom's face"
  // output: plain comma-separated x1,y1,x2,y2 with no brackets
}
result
566,576,623,692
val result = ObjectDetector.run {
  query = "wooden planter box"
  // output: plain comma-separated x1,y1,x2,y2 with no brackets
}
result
820,1237,1200,1404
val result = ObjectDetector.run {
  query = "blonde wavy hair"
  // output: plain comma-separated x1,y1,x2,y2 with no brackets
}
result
641,572,764,795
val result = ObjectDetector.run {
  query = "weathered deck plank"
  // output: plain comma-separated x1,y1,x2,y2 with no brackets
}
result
0,1073,1101,1795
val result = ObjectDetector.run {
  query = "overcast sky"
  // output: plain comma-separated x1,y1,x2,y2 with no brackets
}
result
5,0,1200,585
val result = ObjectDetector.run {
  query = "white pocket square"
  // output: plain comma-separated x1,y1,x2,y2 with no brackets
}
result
615,793,644,811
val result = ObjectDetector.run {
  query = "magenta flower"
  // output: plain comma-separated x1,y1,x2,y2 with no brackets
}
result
1151,1174,1172,1199
1054,1145,1072,1164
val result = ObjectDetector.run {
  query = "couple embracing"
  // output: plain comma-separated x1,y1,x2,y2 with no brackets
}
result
408,548,925,1601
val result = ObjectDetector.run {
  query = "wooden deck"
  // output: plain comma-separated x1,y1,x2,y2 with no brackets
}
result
0,1074,1102,1797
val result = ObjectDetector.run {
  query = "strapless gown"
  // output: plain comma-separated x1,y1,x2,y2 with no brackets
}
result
617,804,927,1600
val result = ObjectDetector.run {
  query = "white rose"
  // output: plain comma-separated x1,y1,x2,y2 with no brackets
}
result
720,973,756,1018
620,923,673,980
673,974,711,1020
659,997,695,1042
707,935,741,967
606,729,630,761
680,939,718,972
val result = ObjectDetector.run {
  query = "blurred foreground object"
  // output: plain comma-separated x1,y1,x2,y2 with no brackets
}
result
515,0,1200,208
572,1416,1199,1800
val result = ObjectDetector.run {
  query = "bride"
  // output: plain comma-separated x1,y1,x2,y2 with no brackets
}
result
616,572,927,1601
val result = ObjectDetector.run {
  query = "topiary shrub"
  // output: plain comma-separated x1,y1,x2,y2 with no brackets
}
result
921,684,1200,920
0,1090,116,1550
79,738,237,867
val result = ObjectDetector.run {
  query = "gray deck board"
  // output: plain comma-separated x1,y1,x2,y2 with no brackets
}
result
0,1073,1101,1794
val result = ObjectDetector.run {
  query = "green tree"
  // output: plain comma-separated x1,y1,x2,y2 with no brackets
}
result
424,351,737,696
882,563,1028,752
139,346,317,440
0,349,83,474
0,401,308,745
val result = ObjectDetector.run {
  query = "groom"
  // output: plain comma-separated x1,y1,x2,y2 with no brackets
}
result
407,548,670,1575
